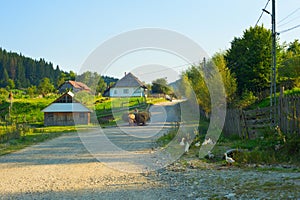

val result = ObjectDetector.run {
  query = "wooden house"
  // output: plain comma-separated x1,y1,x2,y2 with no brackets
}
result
109,72,147,97
42,91,91,126
58,80,92,94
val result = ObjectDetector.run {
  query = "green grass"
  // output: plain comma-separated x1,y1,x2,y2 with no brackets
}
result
205,130,300,166
0,96,57,124
156,128,177,147
249,87,300,109
0,125,83,156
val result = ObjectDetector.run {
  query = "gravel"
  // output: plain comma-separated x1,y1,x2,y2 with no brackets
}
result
0,102,299,199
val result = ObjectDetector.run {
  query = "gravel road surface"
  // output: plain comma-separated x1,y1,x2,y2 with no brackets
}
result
0,101,300,199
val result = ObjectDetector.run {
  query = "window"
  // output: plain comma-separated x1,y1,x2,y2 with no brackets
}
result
123,89,129,94
56,95,72,103
114,90,117,94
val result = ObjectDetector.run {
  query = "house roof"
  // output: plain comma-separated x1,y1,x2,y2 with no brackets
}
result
42,91,91,113
113,72,147,88
41,103,91,113
58,80,91,92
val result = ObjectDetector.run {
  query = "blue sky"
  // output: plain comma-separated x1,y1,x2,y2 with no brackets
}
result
1,0,299,81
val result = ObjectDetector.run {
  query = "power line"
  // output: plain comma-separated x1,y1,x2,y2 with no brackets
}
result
278,7,300,24
255,0,271,26
278,15,300,28
279,23,300,34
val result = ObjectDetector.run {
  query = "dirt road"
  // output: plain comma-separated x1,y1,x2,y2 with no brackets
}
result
0,101,300,199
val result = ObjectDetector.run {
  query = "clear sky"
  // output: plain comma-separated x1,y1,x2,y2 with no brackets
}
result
1,0,299,82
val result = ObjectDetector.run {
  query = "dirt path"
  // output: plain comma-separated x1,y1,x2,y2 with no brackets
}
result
0,101,300,199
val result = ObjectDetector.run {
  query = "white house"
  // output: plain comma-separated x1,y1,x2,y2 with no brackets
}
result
109,72,147,97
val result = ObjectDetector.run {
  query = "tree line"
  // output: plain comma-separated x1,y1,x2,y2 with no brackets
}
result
0,48,118,96
175,25,300,113
0,48,65,89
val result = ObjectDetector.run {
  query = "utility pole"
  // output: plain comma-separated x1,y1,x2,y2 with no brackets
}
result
270,0,277,126
264,0,277,125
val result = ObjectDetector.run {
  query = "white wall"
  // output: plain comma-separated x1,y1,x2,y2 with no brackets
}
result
110,87,145,97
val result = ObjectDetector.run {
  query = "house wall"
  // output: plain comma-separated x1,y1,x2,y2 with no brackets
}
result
44,112,90,126
110,87,145,97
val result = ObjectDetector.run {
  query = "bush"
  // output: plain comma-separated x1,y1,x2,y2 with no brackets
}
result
236,90,258,108
231,131,300,165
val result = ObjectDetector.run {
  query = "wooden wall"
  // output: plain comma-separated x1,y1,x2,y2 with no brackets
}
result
44,112,90,126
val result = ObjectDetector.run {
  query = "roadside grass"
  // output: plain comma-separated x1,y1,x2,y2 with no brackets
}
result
0,125,93,156
156,128,177,147
156,122,300,168
218,131,300,165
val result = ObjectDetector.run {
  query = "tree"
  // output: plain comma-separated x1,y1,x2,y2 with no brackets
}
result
0,47,66,89
68,70,76,81
286,39,300,58
96,76,107,95
38,78,55,96
225,25,274,95
7,79,15,90
176,75,192,99
1,68,10,87
210,52,237,103
57,72,67,87
76,71,101,92
27,85,37,97
182,64,210,113
151,78,172,94
279,39,300,88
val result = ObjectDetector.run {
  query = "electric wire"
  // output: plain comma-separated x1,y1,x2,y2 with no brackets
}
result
278,15,300,28
278,7,300,25
255,0,271,26
279,23,300,34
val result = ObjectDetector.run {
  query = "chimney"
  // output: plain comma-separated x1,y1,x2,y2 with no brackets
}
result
124,72,127,76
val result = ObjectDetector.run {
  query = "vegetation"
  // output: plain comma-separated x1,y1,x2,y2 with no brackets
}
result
0,23,299,167
217,128,300,165
0,93,153,155
151,78,173,95
225,25,273,95
0,126,88,156
0,48,117,97
76,71,118,94
0,48,63,88
176,25,300,111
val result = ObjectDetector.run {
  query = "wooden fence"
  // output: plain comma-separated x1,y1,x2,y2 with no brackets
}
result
223,94,300,138
279,94,300,134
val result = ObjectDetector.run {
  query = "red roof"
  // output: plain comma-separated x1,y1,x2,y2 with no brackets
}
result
64,80,91,91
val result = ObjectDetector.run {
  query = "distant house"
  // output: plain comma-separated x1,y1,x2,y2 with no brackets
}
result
108,72,147,97
58,80,92,93
41,91,91,126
